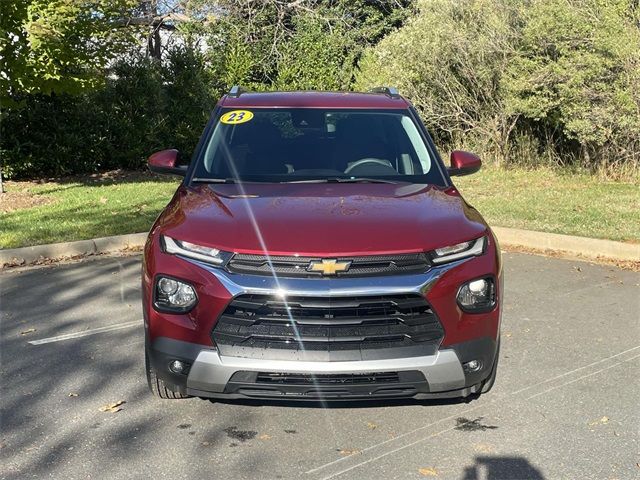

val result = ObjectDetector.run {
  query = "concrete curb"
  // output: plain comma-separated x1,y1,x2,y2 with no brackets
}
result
1,228,638,269
492,227,639,262
0,232,148,268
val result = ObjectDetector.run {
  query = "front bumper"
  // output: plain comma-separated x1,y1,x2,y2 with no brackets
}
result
149,336,497,400
143,233,502,401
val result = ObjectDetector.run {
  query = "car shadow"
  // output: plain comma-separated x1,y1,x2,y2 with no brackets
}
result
462,456,545,479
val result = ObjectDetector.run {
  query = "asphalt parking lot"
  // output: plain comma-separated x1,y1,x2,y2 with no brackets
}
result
1,252,638,479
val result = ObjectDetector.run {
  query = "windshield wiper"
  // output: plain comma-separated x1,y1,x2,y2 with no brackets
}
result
191,177,237,183
193,177,402,184
335,178,402,184
284,177,401,184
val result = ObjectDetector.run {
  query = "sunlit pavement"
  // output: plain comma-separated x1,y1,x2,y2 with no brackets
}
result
1,252,638,480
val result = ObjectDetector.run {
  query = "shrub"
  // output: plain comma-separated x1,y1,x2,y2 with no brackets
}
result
504,0,640,172
356,0,520,164
1,48,215,178
275,14,354,91
356,0,640,174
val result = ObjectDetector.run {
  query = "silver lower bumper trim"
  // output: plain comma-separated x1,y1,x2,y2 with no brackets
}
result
186,349,466,394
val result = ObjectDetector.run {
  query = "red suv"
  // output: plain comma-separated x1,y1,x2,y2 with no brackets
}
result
143,87,502,401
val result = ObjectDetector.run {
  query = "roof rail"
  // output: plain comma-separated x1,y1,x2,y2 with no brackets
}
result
369,86,401,99
228,85,244,98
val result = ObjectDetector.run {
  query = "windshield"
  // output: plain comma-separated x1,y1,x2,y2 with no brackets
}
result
194,108,446,185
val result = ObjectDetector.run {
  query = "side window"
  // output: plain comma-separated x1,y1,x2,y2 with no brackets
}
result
400,116,431,174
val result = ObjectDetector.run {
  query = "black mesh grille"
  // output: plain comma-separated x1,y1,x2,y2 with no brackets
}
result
255,372,400,385
227,253,430,278
224,370,428,399
212,294,444,360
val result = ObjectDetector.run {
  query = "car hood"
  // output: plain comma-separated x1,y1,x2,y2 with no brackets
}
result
158,183,488,256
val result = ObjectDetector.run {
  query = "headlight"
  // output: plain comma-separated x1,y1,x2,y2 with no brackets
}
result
162,235,232,266
431,236,486,264
154,276,197,312
457,277,496,312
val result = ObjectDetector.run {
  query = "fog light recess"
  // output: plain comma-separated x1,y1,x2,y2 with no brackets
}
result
169,360,190,374
457,277,496,312
154,275,198,313
463,360,483,373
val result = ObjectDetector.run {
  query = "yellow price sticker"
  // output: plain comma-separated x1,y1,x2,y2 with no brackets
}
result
220,110,254,125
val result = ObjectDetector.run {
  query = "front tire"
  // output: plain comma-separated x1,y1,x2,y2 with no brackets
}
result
145,351,189,399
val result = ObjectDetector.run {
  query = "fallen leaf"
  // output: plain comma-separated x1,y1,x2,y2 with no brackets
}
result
258,434,272,440
99,197,108,204
418,467,439,476
473,443,495,453
366,422,378,430
20,328,36,335
338,448,361,456
588,416,610,426
99,400,125,413
68,393,78,397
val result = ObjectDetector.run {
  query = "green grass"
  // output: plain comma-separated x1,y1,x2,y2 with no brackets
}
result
455,167,639,243
1,167,638,250
0,174,180,249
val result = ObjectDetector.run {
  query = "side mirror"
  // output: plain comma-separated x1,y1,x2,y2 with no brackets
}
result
148,149,188,176
448,150,482,177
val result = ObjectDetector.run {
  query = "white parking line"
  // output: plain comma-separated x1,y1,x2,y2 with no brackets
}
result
27,321,140,345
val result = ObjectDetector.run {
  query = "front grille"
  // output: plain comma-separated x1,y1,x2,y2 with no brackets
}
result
226,253,430,278
255,372,400,385
212,294,444,361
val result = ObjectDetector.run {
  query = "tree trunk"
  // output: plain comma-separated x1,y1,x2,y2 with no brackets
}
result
142,0,162,60
148,27,162,59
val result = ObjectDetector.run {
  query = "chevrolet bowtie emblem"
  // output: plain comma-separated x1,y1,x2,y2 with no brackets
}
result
307,259,352,275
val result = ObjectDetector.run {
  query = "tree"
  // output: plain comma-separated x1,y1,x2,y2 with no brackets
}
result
196,0,412,92
0,0,139,104
275,14,353,90
356,0,520,163
504,0,640,169
356,0,640,172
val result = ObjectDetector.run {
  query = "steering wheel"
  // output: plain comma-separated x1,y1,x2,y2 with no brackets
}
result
344,158,393,174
